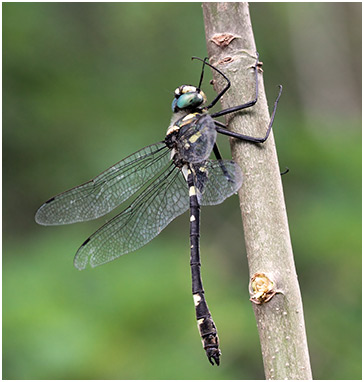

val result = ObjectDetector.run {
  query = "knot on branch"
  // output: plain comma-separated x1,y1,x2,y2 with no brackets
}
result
217,56,234,65
210,33,240,48
249,272,277,304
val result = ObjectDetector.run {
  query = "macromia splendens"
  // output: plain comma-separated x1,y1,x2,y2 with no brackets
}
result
35,54,282,366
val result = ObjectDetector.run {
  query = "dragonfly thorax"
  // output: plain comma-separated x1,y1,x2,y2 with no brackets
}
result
166,111,203,147
172,85,207,113
165,110,217,169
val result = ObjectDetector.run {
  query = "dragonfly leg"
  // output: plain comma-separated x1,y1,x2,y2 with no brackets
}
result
195,57,209,90
212,143,223,161
210,53,260,118
212,143,235,184
187,167,221,366
214,84,283,143
192,56,231,111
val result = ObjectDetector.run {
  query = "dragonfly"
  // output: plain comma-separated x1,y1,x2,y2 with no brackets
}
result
35,54,282,366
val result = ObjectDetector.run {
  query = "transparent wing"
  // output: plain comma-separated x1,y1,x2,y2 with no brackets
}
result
74,163,189,270
195,160,243,206
176,114,217,163
35,142,170,225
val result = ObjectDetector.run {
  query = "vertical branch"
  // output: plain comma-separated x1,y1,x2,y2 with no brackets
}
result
202,3,312,379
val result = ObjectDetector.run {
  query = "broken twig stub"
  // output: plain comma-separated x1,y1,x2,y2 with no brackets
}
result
249,272,277,304
210,33,239,47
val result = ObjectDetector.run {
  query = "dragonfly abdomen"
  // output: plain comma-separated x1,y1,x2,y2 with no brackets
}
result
188,167,221,366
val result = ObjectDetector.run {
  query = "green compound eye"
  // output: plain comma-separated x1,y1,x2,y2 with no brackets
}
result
171,86,207,112
177,92,203,109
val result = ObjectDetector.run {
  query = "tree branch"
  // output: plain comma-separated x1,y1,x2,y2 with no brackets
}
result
202,3,312,379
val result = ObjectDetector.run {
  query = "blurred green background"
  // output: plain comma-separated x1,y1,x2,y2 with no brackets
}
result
3,2,361,380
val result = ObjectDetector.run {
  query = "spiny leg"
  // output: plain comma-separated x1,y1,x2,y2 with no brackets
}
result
214,85,283,143
212,143,222,160
192,56,231,110
192,53,260,116
187,167,221,366
209,53,260,117
196,57,209,90
212,143,235,183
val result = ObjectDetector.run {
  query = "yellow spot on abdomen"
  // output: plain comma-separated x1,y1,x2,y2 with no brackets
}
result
193,294,201,306
189,186,196,196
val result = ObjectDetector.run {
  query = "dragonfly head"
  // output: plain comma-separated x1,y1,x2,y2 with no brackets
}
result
172,85,207,113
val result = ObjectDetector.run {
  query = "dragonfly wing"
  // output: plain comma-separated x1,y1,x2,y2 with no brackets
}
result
74,164,189,270
35,142,170,225
197,160,243,206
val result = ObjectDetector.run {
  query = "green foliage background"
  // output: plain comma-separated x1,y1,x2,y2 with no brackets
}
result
3,3,361,379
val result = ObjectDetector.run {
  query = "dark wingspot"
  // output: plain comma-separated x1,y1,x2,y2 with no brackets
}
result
81,238,91,247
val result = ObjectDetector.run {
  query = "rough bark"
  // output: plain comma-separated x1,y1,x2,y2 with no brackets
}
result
202,3,312,379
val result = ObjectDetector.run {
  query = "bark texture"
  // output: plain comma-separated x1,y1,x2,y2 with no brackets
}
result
202,3,312,379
